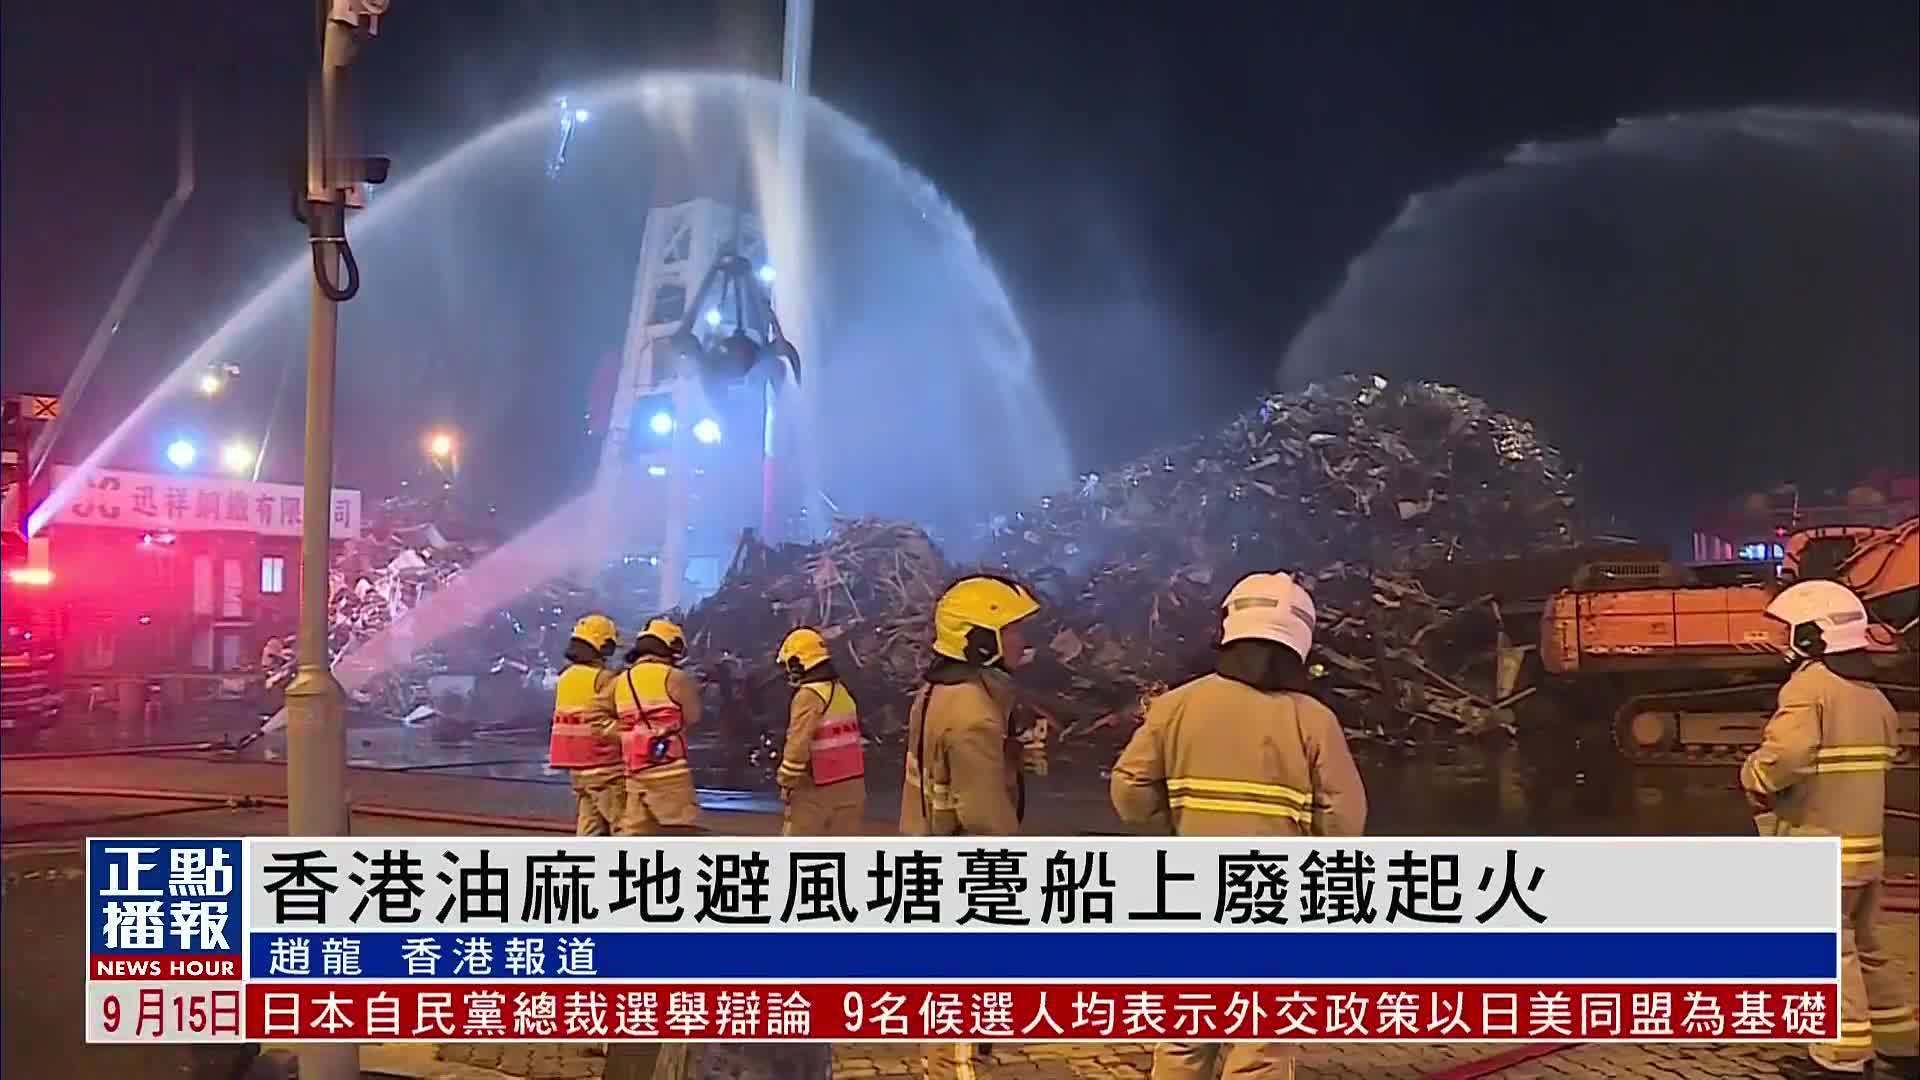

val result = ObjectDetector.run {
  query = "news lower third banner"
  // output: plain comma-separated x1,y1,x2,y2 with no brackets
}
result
84,836,1841,1044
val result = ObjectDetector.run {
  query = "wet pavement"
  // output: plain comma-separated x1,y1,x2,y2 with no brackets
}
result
5,696,1917,846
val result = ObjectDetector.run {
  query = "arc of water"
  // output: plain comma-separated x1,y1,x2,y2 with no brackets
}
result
39,73,1053,542
66,73,1069,700
777,0,827,541
1281,106,1920,384
27,98,195,504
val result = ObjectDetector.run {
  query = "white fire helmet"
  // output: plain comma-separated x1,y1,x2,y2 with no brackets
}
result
1220,572,1316,660
1765,579,1871,659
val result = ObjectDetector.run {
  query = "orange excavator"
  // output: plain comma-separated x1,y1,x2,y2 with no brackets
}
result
1540,516,1919,768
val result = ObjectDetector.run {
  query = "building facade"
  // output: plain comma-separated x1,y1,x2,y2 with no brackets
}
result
42,466,360,675
1691,472,1919,563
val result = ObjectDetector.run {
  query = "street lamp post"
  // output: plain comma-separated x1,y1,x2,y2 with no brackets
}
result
285,5,387,1078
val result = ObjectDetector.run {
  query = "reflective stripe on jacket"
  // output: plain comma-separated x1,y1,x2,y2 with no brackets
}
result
1110,673,1367,838
779,682,865,790
899,668,1021,837
1742,660,1898,884
548,664,622,773
613,659,698,779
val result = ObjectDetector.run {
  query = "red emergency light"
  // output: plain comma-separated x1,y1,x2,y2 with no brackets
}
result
6,567,53,587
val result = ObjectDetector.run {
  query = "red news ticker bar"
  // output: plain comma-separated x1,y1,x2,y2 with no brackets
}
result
91,955,240,980
245,982,1838,1043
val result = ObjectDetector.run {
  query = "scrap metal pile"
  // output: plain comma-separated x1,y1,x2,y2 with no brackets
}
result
313,496,587,734
686,374,1582,756
682,520,953,734
308,375,1580,760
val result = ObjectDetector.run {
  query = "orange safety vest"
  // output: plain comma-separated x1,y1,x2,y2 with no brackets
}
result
548,664,621,770
801,681,865,786
614,661,690,777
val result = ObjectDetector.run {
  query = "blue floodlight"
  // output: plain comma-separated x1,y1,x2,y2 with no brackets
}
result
692,418,722,445
648,411,675,436
166,439,197,470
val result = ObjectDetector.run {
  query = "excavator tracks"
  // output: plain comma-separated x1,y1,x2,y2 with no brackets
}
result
1613,683,1920,769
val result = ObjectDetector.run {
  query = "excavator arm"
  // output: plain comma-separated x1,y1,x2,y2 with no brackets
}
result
1783,517,1918,636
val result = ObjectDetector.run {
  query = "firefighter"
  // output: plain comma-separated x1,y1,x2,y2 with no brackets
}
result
901,575,1043,1080
901,575,1043,838
548,614,626,836
1110,572,1367,1080
612,618,703,835
1741,580,1916,1078
774,627,866,835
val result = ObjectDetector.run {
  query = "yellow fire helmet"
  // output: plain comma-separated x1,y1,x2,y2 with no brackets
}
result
778,627,832,682
571,614,619,655
638,617,687,657
932,575,1041,665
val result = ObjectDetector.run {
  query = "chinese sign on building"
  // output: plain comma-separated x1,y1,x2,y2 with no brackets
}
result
83,836,1842,1044
48,467,359,540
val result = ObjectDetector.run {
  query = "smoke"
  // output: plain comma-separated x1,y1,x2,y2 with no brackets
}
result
1282,107,1919,526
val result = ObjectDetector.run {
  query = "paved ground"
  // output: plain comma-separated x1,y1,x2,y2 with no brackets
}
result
21,694,1918,838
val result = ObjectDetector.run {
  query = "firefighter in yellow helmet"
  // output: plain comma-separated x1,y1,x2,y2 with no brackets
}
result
548,614,626,836
902,575,1043,838
774,627,867,835
1742,581,1916,1078
906,576,1045,1080
1111,572,1366,1080
611,618,704,835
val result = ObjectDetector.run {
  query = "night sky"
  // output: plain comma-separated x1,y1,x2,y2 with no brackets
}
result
4,1,1915,536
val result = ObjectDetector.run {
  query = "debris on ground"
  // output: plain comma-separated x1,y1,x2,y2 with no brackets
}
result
684,375,1583,769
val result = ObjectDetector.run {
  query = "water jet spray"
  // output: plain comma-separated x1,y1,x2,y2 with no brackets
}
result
25,97,195,519
112,71,1068,705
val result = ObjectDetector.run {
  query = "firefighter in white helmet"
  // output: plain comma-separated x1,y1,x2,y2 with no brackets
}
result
1112,572,1366,1080
1742,580,1915,1078
612,618,704,835
548,614,626,836
775,627,867,835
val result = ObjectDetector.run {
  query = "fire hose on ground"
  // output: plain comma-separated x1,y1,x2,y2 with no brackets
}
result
0,740,232,761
